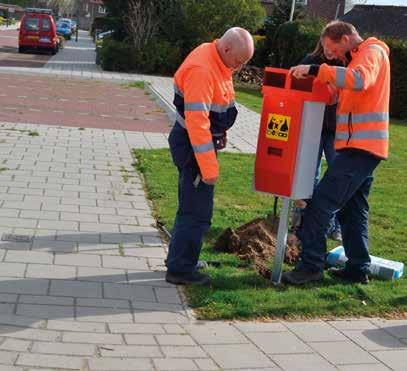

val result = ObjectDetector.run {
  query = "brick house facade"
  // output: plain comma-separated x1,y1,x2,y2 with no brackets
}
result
79,0,106,31
306,0,348,20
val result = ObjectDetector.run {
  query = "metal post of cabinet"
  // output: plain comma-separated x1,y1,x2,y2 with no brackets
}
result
271,198,292,285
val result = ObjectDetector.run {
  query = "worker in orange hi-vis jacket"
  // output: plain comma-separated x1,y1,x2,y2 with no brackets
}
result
165,27,254,287
283,21,391,286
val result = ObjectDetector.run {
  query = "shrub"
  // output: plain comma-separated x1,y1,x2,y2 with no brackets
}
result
100,37,183,75
151,0,266,52
101,0,266,75
270,18,325,68
385,38,407,119
251,35,269,68
100,38,136,72
133,38,183,75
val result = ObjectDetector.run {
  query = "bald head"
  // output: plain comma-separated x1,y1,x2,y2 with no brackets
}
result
216,27,254,70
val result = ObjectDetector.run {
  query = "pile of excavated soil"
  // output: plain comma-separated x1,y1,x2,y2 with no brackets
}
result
214,216,300,279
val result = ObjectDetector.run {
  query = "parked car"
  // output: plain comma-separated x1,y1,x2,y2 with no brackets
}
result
18,8,59,55
71,20,77,33
96,30,113,45
56,21,72,40
59,18,74,33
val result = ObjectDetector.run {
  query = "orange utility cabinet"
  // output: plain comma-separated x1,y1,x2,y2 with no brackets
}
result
254,67,331,199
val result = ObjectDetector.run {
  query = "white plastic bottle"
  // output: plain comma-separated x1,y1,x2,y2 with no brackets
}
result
327,246,404,280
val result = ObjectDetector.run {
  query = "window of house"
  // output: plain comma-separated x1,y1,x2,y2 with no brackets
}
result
98,6,106,14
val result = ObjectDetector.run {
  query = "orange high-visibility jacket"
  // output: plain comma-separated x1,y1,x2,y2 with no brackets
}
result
317,37,390,159
172,41,237,179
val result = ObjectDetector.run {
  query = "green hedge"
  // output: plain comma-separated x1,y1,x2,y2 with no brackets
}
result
133,38,183,75
270,19,325,68
100,38,183,75
100,39,136,72
386,38,407,119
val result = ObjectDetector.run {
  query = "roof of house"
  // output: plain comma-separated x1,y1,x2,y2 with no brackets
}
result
341,5,407,40
0,3,25,12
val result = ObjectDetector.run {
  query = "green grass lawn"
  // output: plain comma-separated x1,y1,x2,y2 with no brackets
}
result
133,118,407,320
234,84,262,113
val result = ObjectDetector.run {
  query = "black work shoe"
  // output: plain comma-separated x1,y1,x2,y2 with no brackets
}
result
166,271,212,287
281,269,323,285
328,267,369,284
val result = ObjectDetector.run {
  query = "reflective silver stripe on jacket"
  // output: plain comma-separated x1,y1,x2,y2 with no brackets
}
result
184,101,236,113
192,140,214,153
352,69,364,91
184,102,211,112
335,67,346,88
336,130,388,141
367,44,386,60
336,112,389,124
210,101,236,113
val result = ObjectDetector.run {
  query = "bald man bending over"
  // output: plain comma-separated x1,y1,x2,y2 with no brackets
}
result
165,27,254,286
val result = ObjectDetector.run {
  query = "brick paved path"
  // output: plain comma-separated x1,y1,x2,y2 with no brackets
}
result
0,122,405,370
0,74,170,132
0,28,405,371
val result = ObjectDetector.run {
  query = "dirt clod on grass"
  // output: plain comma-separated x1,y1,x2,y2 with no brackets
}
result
214,216,300,279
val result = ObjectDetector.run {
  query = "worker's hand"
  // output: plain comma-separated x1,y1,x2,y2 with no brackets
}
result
294,199,307,209
290,65,311,79
216,135,227,150
202,176,218,185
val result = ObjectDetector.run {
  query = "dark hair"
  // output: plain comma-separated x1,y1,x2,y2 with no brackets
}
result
310,39,324,58
308,39,344,66
321,21,357,42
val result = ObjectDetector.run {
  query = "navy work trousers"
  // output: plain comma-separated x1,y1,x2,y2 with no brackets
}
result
297,149,381,274
166,163,214,273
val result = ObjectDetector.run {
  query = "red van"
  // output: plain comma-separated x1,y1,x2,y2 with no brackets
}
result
18,8,59,55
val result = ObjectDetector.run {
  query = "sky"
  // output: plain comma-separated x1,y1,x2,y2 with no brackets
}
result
365,0,407,5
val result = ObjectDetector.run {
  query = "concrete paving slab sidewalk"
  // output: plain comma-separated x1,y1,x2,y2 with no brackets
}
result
0,122,405,371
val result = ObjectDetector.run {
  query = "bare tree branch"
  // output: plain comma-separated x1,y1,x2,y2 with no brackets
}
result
123,0,158,51
31,0,75,15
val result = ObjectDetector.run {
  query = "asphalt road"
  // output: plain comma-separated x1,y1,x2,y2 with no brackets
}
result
0,28,51,68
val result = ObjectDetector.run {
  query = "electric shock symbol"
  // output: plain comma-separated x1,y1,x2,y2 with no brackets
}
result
266,113,291,142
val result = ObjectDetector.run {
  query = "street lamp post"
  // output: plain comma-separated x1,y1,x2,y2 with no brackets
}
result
75,0,79,42
289,0,296,22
